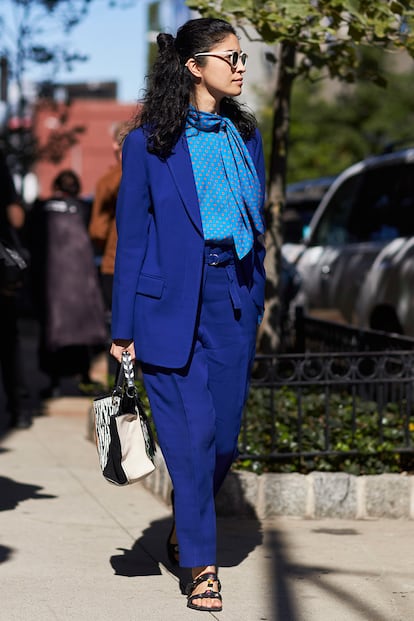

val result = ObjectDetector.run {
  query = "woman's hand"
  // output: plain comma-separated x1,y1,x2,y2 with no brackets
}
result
110,339,136,363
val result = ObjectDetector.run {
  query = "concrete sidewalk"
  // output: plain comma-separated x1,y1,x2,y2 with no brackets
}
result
1,398,414,621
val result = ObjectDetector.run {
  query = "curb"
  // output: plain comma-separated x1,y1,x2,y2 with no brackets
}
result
142,450,414,520
86,404,414,520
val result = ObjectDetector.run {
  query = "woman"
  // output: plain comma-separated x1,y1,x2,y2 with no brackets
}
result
30,170,107,398
110,17,266,612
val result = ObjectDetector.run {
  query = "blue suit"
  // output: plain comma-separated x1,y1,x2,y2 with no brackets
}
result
112,125,266,568
112,127,266,366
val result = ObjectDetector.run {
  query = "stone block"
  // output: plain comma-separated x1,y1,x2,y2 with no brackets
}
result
365,474,411,518
260,473,308,518
130,449,414,520
311,472,357,518
216,471,259,517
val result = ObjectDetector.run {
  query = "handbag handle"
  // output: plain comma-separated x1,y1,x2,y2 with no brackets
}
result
113,351,136,397
122,351,136,394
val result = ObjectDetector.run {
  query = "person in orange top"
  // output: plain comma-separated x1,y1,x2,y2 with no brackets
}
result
89,121,128,312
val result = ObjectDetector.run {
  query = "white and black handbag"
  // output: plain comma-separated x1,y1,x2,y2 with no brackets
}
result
93,352,157,485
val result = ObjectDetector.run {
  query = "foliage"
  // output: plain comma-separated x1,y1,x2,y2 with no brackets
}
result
256,55,414,183
187,0,414,83
187,0,414,202
34,93,87,162
0,1,92,86
236,385,414,475
121,373,414,477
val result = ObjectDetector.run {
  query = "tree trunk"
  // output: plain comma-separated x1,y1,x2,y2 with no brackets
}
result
257,41,296,354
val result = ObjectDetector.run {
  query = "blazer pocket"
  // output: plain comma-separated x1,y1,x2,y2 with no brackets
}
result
136,273,165,299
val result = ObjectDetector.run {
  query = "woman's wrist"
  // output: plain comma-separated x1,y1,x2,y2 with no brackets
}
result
110,340,136,362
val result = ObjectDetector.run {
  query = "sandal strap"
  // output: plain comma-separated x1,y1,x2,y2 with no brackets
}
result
188,591,222,603
186,572,221,596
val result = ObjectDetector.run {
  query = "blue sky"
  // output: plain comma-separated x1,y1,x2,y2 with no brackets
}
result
51,1,148,102
3,0,190,103
45,0,192,102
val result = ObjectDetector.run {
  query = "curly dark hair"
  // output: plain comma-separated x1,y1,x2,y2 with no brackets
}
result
130,17,257,157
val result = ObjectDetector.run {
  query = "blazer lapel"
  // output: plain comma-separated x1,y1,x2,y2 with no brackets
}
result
166,135,203,235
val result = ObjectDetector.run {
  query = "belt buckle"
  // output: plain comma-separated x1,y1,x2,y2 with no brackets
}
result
209,252,220,266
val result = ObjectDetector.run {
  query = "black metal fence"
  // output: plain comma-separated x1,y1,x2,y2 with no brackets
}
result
239,312,414,470
293,306,414,353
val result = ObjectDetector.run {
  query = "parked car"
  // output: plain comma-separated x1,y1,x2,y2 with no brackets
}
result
283,147,414,335
282,175,336,243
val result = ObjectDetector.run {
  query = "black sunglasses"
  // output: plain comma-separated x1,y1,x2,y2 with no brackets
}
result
194,50,248,68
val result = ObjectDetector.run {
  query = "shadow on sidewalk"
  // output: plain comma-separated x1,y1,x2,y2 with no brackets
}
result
0,475,56,512
269,528,301,621
268,527,393,621
0,544,13,564
110,517,167,578
110,510,265,594
110,516,190,599
216,514,263,567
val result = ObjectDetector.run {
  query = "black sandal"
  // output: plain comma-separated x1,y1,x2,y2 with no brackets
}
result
186,572,222,612
166,490,179,566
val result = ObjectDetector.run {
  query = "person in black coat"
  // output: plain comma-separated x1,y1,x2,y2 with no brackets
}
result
0,149,31,429
29,170,107,398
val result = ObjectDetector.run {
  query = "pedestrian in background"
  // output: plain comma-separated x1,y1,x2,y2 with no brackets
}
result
89,121,129,315
0,149,32,430
29,170,107,398
89,121,130,380
110,17,266,613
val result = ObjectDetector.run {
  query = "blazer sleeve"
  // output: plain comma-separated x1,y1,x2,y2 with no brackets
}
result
111,129,151,340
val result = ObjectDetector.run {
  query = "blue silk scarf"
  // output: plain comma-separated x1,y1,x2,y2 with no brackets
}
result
186,107,264,259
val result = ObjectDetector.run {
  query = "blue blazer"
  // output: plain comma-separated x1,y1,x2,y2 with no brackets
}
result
112,126,266,368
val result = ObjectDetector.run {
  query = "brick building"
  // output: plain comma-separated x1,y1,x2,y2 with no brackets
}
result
33,82,137,199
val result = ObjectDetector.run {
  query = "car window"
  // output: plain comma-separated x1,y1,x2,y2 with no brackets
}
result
283,176,336,243
393,163,414,237
311,161,414,246
348,164,404,242
311,174,362,245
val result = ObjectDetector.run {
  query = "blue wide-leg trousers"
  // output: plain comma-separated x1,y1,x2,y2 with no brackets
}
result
142,254,258,568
